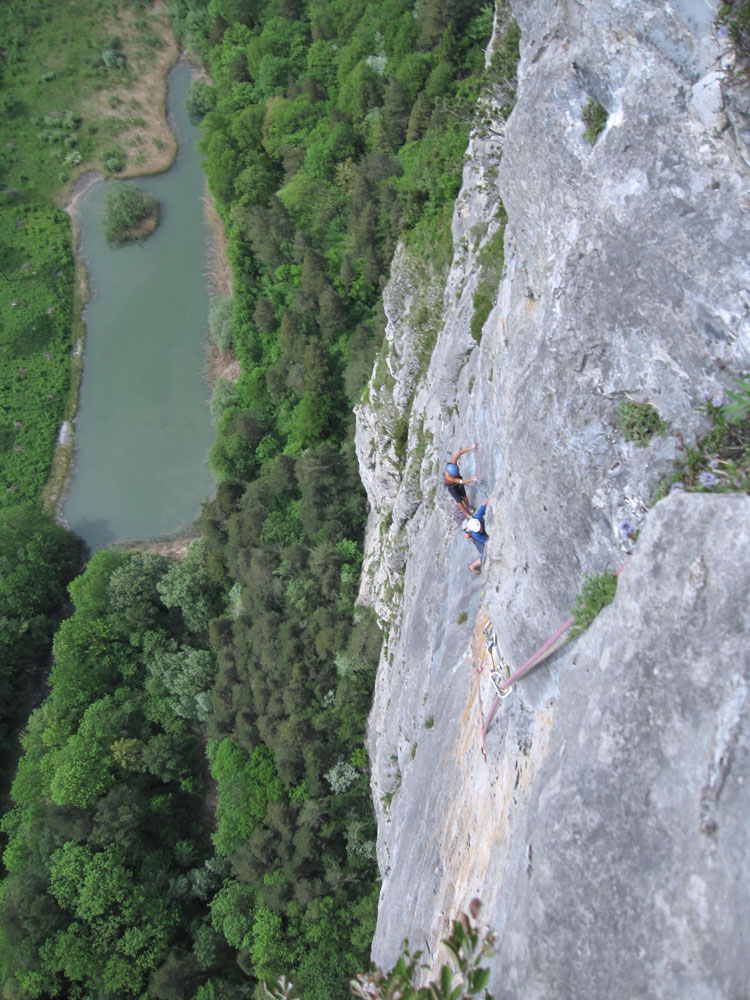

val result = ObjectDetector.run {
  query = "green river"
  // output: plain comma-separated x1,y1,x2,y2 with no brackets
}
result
63,62,215,550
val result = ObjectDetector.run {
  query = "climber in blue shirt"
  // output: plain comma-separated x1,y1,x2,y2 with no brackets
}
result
464,502,488,575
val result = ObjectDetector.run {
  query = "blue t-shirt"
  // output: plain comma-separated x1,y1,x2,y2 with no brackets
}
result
469,504,487,548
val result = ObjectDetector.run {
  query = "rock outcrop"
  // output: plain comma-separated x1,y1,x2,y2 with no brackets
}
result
355,0,750,995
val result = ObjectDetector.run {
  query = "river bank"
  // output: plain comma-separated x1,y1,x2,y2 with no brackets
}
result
54,1,181,210
43,3,180,520
203,182,241,386
60,61,217,552
46,18,230,557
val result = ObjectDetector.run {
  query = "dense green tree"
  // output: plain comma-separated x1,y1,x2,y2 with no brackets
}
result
202,113,241,204
67,549,128,618
157,542,224,634
50,615,132,717
0,508,82,622
0,510,83,758
187,78,218,122
210,739,283,856
209,878,254,949
208,0,261,28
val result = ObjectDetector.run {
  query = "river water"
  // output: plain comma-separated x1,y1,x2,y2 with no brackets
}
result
63,62,215,551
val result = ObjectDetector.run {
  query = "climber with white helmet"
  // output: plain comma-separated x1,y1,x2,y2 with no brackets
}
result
463,502,489,575
444,442,478,517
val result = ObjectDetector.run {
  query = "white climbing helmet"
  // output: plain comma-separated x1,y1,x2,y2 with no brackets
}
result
467,517,482,533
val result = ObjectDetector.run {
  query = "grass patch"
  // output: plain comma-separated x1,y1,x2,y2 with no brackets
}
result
0,206,74,506
618,399,668,445
582,98,608,144
410,295,443,383
393,409,411,462
570,571,618,638
416,324,439,376
404,209,456,276
381,767,402,810
489,9,521,89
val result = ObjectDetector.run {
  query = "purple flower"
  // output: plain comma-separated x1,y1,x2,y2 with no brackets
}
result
700,390,711,401
709,457,720,469
699,471,718,487
669,481,685,493
618,519,636,538
712,395,725,408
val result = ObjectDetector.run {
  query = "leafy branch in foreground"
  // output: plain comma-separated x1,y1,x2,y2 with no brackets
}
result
724,374,750,424
265,900,497,1000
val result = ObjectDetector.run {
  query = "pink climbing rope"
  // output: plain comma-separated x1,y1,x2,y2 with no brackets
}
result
497,615,575,692
481,563,628,743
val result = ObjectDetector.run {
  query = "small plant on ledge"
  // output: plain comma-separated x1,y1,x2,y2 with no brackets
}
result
569,571,618,638
618,399,668,445
582,97,608,143
717,1,750,64
654,379,750,498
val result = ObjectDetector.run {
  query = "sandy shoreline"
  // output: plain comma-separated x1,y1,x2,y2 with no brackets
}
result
203,185,233,299
203,178,240,386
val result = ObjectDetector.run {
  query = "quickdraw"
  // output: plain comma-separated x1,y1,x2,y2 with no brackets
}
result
483,620,512,699
479,563,628,748
476,619,512,763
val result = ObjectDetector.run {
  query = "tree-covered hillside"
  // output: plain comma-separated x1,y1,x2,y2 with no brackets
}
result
0,0,516,997
0,0,179,792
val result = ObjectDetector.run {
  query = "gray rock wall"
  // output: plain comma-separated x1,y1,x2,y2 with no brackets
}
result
492,492,750,1000
355,0,750,996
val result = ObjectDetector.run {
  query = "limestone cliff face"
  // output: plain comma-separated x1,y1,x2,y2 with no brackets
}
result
354,1,750,996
